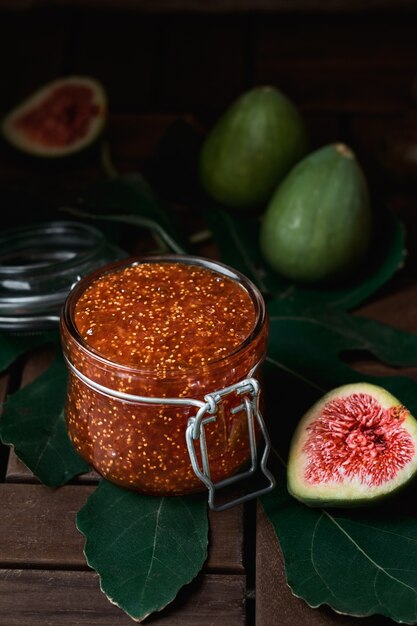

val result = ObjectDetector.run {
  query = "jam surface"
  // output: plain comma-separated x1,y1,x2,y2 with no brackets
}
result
74,262,256,370
63,259,267,495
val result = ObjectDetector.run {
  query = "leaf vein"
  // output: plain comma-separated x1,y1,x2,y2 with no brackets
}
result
178,498,206,552
335,519,417,544
310,513,344,604
139,499,164,603
325,512,417,596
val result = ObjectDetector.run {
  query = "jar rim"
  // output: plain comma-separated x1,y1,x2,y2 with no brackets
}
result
61,254,268,376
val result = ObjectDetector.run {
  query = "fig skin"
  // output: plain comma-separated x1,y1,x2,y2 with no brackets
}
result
287,382,417,508
199,85,307,210
260,143,373,284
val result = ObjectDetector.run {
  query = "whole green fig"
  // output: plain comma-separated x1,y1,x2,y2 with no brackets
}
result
260,143,373,284
199,86,307,210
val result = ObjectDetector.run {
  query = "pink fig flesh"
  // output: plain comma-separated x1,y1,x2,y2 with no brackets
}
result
287,383,417,507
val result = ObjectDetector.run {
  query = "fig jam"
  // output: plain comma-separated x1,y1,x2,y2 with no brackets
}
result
61,256,268,495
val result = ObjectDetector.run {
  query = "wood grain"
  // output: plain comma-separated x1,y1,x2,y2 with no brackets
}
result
5,451,99,483
208,503,244,573
0,482,244,572
0,484,93,568
0,569,246,625
1,0,417,13
1,9,414,120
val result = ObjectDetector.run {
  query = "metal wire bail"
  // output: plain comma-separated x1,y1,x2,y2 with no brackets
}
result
185,377,275,512
66,359,275,511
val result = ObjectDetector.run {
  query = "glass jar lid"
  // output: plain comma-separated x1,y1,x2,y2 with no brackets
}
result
0,220,125,332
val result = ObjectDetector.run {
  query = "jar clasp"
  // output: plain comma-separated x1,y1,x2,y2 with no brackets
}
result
186,378,275,512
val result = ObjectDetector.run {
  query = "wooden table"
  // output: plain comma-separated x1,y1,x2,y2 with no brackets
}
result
1,3,417,612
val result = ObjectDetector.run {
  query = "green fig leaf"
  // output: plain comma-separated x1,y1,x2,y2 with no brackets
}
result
261,464,417,624
267,302,417,391
0,349,89,485
77,480,208,622
204,202,405,311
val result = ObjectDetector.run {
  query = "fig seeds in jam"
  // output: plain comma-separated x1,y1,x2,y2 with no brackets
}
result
61,256,268,495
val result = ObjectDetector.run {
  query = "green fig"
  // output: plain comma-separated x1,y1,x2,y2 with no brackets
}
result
199,86,307,209
288,383,417,507
260,143,373,284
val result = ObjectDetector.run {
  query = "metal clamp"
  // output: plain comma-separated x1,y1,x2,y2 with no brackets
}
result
66,359,275,511
186,378,275,512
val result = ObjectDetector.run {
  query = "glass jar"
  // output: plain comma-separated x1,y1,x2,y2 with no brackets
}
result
61,255,273,508
0,220,124,332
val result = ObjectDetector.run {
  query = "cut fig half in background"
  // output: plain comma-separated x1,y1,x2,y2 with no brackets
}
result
2,76,107,158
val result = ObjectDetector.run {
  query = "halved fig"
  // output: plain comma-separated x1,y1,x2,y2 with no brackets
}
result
2,76,107,157
288,382,417,507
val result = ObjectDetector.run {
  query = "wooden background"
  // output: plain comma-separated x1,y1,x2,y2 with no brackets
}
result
1,0,417,247
1,1,417,116
1,1,417,624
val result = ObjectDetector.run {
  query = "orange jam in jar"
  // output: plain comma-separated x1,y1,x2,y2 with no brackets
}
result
61,255,268,496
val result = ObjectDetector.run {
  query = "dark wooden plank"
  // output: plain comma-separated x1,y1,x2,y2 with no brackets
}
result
0,569,246,626
208,503,244,573
6,453,39,483
6,451,99,483
68,12,156,112
302,113,342,149
255,17,417,71
0,9,69,112
253,16,417,113
0,482,244,572
0,484,93,568
347,113,404,169
254,67,414,115
156,15,246,113
2,0,417,13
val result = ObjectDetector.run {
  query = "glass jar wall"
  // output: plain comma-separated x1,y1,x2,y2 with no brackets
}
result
61,255,268,495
